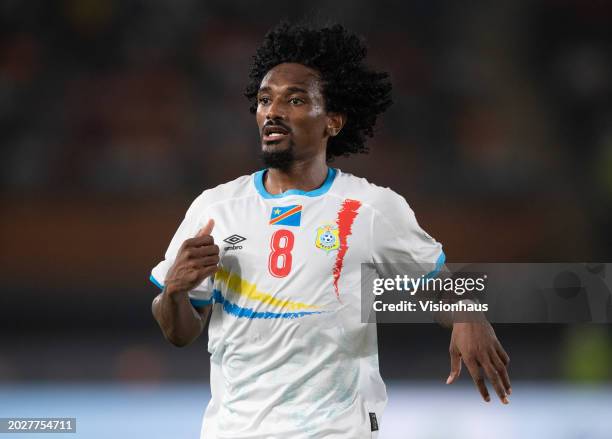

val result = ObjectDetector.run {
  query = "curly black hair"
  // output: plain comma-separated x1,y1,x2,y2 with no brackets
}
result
245,21,393,160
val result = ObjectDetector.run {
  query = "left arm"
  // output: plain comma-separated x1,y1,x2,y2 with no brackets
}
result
435,266,512,404
369,190,511,403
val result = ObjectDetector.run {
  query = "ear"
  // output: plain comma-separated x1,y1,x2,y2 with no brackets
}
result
326,113,346,137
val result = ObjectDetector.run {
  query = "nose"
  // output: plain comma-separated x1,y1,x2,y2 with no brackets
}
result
265,98,287,121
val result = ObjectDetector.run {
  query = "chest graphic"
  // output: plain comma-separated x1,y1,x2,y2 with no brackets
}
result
315,224,340,252
269,205,302,226
216,198,363,313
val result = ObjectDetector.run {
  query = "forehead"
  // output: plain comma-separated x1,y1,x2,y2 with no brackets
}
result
259,63,321,92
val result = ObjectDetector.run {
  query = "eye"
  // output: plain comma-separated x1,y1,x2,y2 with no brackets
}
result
258,96,270,105
289,97,304,105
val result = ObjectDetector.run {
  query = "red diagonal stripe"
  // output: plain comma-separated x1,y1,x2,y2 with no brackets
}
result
333,199,361,302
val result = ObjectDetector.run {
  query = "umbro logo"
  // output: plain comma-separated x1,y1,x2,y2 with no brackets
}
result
224,234,246,245
223,234,246,250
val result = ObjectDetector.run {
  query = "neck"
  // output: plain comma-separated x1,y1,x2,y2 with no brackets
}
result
264,155,329,195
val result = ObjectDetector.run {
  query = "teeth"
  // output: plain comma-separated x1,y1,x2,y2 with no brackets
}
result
269,132,285,137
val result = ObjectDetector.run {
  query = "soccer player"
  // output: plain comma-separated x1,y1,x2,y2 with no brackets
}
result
151,22,511,438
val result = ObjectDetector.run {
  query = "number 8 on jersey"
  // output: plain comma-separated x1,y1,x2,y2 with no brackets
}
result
268,229,294,278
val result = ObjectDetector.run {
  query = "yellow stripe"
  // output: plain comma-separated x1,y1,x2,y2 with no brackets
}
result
214,268,319,311
269,205,302,224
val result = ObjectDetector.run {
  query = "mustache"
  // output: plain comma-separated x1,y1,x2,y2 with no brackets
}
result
263,120,291,133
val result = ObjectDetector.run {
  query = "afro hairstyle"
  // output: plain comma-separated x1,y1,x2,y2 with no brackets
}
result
245,21,393,160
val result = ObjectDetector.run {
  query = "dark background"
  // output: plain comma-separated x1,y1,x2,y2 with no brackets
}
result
1,0,611,390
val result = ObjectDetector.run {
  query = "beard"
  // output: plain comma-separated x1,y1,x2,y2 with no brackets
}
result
260,142,295,171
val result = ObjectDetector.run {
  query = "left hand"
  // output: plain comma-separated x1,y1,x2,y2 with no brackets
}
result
446,322,511,404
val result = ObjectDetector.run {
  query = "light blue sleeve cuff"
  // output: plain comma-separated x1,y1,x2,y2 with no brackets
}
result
149,274,213,307
149,274,164,290
424,251,446,280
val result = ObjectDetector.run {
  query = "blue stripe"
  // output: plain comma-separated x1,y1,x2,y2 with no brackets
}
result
149,275,213,307
190,298,214,307
209,289,323,319
254,167,336,199
424,251,446,280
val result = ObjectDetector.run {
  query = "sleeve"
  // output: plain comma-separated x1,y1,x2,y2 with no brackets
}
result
149,193,215,308
371,189,445,279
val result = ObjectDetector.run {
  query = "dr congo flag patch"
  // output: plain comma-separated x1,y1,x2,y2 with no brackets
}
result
269,205,302,227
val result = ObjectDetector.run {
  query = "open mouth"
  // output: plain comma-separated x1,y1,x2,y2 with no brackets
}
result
263,125,290,143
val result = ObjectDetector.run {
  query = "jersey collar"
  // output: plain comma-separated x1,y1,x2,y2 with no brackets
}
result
254,167,337,199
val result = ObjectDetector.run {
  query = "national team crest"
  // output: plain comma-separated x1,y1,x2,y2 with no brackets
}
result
315,224,340,252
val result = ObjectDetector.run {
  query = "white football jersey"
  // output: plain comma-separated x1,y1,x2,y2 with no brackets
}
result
151,167,444,439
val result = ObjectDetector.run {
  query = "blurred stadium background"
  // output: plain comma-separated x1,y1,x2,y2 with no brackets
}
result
1,1,611,438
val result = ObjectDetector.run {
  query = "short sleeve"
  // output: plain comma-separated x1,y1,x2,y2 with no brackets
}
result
371,190,445,278
149,193,215,307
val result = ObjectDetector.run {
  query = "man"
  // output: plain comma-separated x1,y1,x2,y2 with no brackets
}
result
150,22,511,438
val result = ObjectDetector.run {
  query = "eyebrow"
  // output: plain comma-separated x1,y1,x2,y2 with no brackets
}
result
258,86,309,94
287,86,308,93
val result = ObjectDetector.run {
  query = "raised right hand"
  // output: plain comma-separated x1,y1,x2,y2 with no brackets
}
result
164,219,220,296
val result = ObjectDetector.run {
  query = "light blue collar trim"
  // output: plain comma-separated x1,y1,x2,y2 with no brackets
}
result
254,167,337,199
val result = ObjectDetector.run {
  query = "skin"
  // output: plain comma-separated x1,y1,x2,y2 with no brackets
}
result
255,62,344,194
152,61,511,404
151,219,218,347
447,321,512,404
